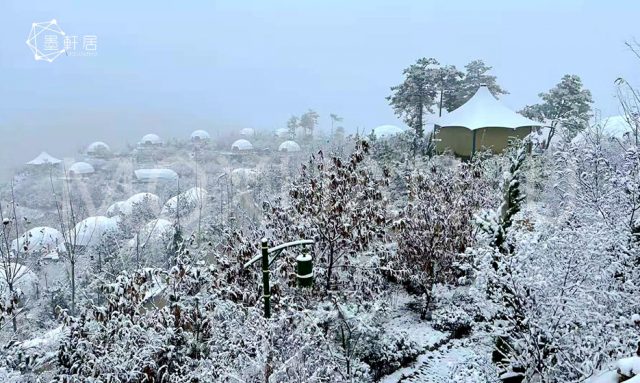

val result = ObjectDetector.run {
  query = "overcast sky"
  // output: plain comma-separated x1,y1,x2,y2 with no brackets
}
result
1,0,639,177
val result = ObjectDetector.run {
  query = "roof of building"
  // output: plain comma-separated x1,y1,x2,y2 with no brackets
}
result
436,85,544,131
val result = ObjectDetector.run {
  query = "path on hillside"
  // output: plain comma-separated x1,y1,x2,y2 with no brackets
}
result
381,294,478,383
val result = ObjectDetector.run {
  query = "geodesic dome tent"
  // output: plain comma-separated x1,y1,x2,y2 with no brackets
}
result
230,168,258,187
26,151,61,165
68,162,95,177
190,130,211,142
231,139,253,151
12,226,66,258
572,115,639,144
0,263,39,298
435,85,543,156
109,192,162,217
70,216,119,247
371,125,405,139
86,141,111,157
134,169,179,183
278,140,301,152
275,128,289,138
160,187,207,218
139,133,163,146
240,128,255,137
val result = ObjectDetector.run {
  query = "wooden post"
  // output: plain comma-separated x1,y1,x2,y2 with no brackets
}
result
261,238,270,318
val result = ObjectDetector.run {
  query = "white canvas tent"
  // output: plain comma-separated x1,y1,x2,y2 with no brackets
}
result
278,140,301,152
435,85,544,156
26,152,61,165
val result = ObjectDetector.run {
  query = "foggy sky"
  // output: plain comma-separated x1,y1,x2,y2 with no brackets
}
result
1,0,639,179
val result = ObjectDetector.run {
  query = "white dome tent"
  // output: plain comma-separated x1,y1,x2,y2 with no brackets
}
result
12,226,66,259
572,115,639,144
134,169,179,183
26,151,61,165
0,263,39,298
86,141,111,157
109,192,162,216
68,162,95,177
190,130,211,142
71,216,119,248
435,85,544,156
275,128,289,138
371,125,405,139
139,133,163,146
240,128,255,137
161,187,207,218
231,139,253,151
278,140,301,152
231,168,258,187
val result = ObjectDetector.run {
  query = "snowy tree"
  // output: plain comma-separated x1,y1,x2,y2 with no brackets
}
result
265,140,389,293
520,74,593,148
387,57,440,138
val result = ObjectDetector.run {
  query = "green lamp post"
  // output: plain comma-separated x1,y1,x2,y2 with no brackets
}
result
243,238,314,318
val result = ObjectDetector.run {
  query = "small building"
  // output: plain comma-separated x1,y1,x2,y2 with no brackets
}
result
26,151,61,165
275,128,289,138
435,85,543,157
231,139,253,151
68,162,95,177
278,140,301,152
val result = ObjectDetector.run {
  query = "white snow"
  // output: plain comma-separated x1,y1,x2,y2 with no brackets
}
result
26,151,61,165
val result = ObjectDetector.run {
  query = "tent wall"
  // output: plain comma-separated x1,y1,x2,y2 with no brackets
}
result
435,127,474,156
436,126,532,156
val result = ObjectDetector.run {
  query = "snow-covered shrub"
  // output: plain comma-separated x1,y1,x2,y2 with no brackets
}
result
265,140,389,294
385,156,489,312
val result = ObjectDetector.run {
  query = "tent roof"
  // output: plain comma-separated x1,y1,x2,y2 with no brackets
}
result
278,140,301,152
69,162,95,174
436,86,543,131
191,130,210,140
87,141,110,153
27,151,61,165
231,139,253,150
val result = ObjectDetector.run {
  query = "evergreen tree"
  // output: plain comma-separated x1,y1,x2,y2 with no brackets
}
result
299,109,319,140
287,115,299,139
387,57,441,137
520,74,593,148
447,59,508,111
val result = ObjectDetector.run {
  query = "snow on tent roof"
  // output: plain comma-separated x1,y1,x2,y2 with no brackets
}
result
134,169,179,182
190,130,210,141
436,85,544,130
68,162,95,175
240,128,255,137
71,216,119,247
275,128,289,138
26,151,62,165
371,125,405,138
231,139,253,151
160,187,207,218
12,226,66,257
110,192,162,216
0,263,38,297
278,140,301,152
140,133,162,145
86,141,110,153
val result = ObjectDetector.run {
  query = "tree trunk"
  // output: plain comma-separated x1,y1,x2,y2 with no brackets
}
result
326,244,334,292
71,259,76,315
